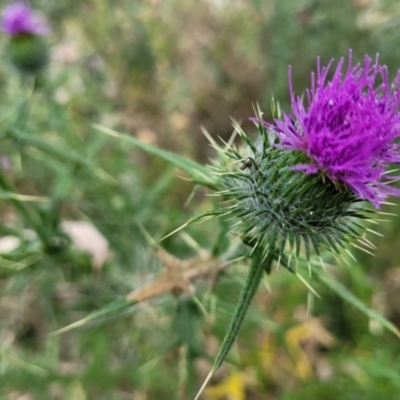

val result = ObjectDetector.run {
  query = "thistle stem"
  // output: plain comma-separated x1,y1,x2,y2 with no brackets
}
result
213,248,271,370
195,248,272,400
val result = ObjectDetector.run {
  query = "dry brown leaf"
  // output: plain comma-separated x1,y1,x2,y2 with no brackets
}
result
285,317,335,380
125,247,225,302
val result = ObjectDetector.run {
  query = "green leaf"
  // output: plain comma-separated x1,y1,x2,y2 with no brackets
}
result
0,191,48,202
12,129,115,184
50,298,138,335
314,267,400,338
0,349,49,377
93,123,219,190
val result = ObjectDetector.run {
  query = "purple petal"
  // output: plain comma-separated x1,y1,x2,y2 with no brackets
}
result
254,50,400,208
1,2,49,36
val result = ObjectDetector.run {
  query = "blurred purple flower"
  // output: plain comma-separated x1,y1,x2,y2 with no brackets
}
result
0,156,11,171
1,2,49,37
256,51,400,208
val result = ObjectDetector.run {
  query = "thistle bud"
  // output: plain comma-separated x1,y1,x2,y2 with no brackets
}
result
1,2,50,74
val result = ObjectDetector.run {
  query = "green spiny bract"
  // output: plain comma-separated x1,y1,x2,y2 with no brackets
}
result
210,118,372,265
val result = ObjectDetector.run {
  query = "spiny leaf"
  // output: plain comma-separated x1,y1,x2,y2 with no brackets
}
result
50,299,138,335
93,124,219,190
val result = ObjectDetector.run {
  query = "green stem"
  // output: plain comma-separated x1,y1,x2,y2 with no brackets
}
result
0,170,50,247
212,248,273,372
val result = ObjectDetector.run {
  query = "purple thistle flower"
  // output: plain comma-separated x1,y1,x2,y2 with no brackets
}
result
257,51,400,208
1,2,49,37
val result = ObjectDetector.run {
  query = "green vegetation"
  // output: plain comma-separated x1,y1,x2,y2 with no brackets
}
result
1,1,400,399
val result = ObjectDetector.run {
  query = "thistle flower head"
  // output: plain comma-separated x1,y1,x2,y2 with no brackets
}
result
259,51,400,208
1,2,49,37
214,119,364,263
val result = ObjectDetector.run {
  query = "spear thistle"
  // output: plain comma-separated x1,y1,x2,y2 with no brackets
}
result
195,51,400,399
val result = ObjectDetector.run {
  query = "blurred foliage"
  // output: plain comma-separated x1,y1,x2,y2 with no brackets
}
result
1,0,400,399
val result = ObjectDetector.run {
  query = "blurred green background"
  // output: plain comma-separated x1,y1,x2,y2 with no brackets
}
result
1,0,400,399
